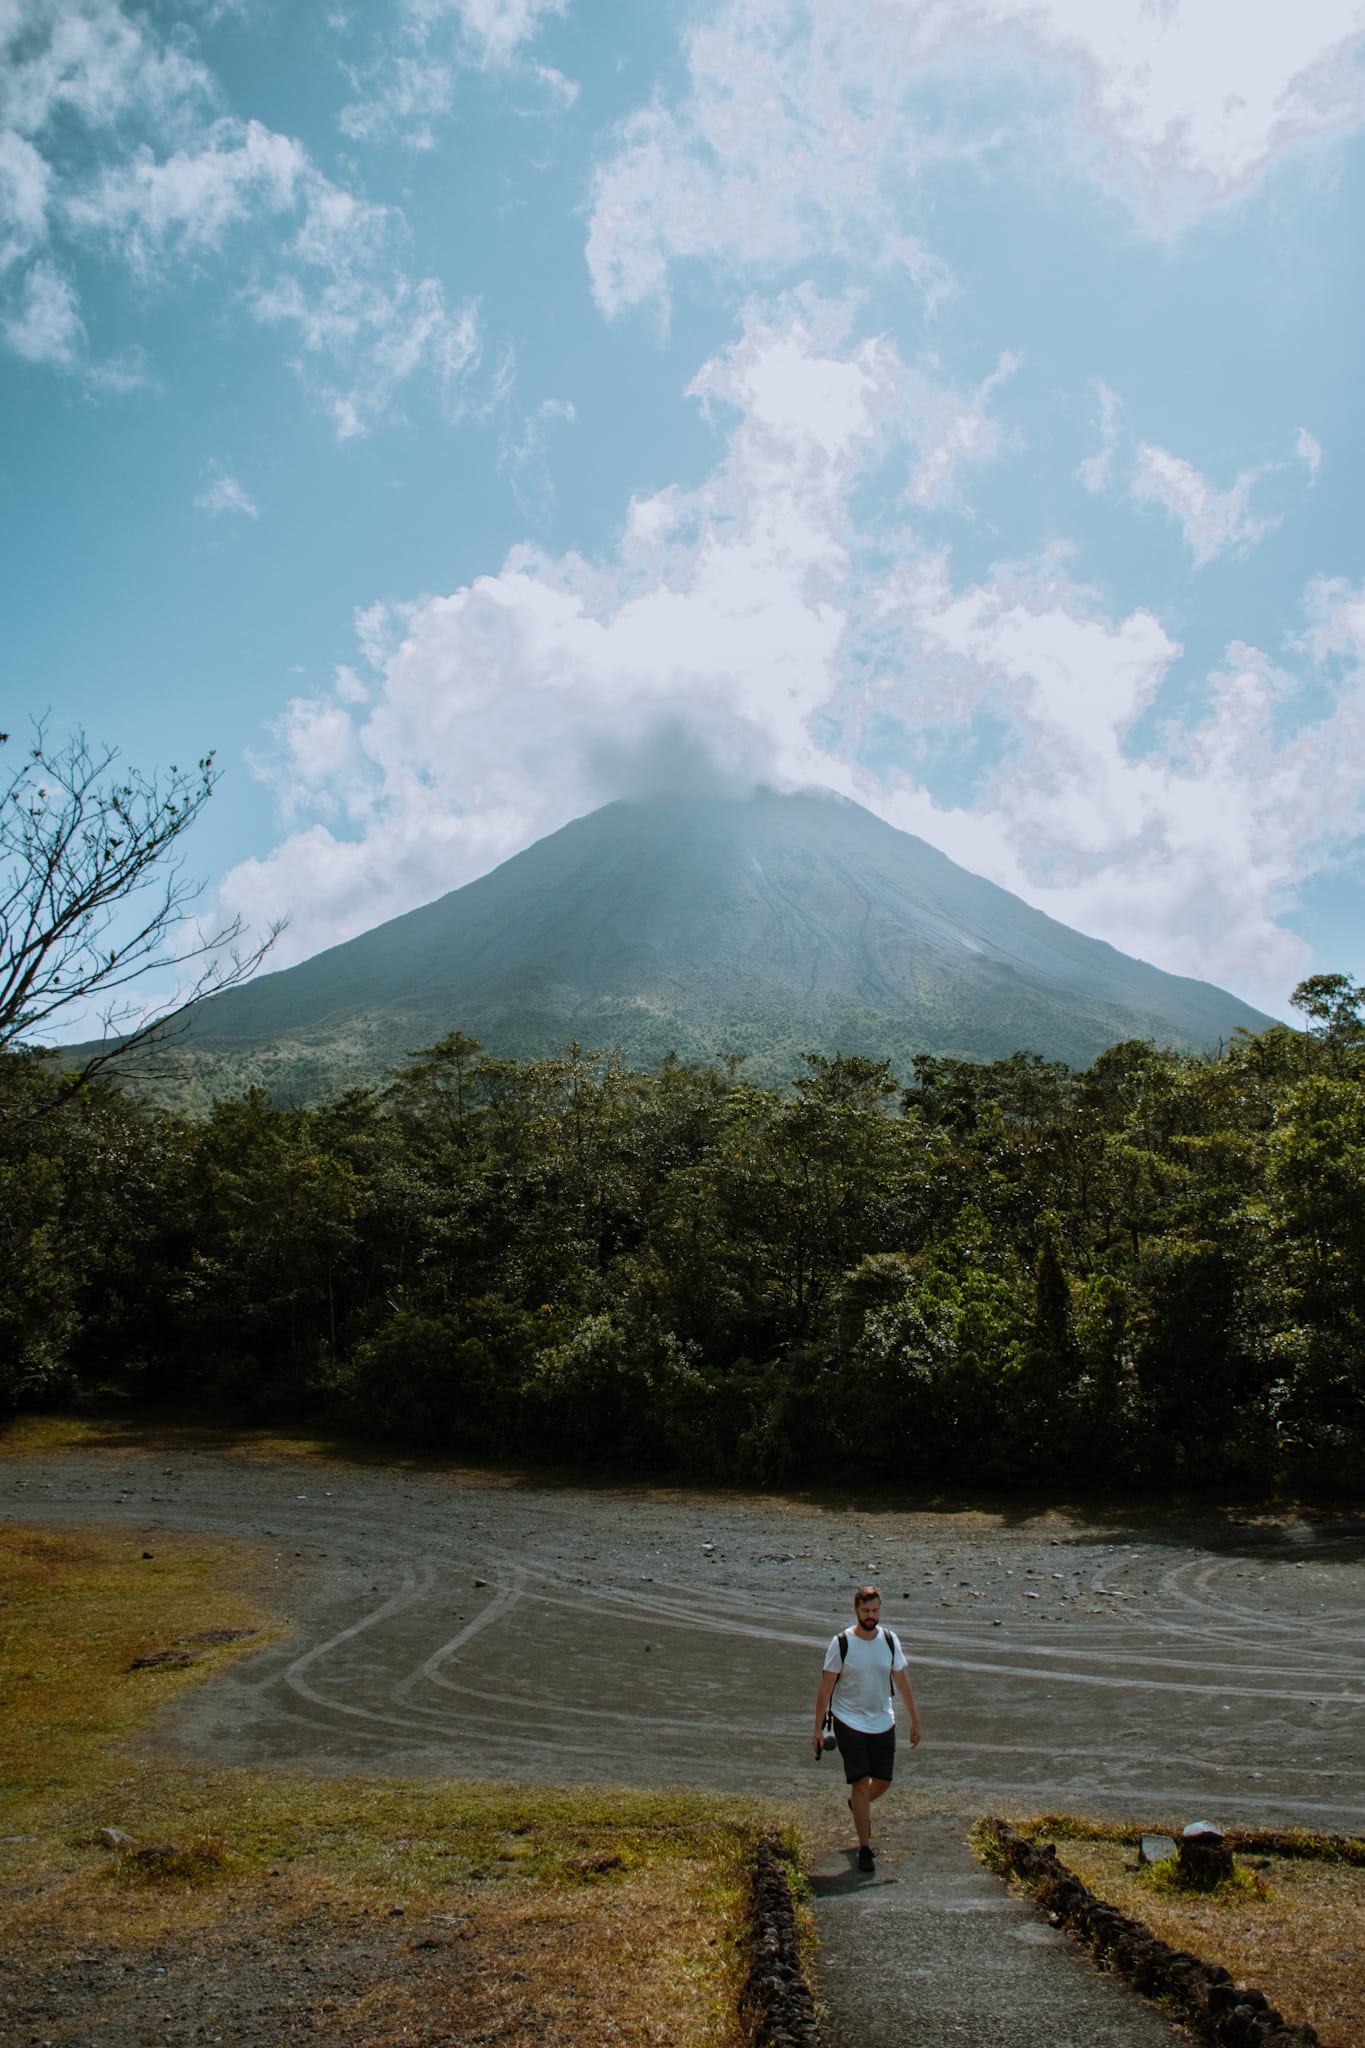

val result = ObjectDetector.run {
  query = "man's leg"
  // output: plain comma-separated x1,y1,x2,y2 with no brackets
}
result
849,1776,891,1843
848,1775,874,1848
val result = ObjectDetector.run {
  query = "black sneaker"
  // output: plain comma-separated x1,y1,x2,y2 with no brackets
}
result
857,1845,875,1873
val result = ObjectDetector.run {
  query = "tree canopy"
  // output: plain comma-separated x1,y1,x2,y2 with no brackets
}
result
3,982,1361,1497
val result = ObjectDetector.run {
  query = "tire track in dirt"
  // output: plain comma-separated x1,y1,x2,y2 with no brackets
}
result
5,1450,1362,1819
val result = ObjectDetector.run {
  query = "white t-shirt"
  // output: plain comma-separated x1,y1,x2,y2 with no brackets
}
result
823,1624,907,1735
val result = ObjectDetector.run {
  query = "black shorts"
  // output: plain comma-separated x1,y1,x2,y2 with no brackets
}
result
832,1716,895,1785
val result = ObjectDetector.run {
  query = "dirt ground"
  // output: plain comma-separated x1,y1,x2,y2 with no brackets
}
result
4,1437,1363,1827
0,1877,722,2048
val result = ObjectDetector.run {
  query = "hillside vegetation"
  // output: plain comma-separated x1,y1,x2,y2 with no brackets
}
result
5,974,1362,1495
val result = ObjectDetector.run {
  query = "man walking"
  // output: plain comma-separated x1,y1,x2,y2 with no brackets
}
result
812,1585,921,1871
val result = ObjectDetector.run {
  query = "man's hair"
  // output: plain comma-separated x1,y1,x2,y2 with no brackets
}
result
854,1585,880,1604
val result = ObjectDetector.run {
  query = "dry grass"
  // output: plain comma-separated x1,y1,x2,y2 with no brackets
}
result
0,1516,768,2047
1049,1835,1365,2048
0,1517,284,1823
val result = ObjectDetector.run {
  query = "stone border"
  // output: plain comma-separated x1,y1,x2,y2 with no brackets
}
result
739,1831,823,2048
978,1818,1319,2048
1026,1817,1364,1867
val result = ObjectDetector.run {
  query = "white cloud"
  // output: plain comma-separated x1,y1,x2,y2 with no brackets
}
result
0,0,218,361
1296,425,1324,482
587,0,1365,314
586,9,958,320
251,254,481,439
222,303,887,959
902,351,1021,509
501,394,576,516
223,301,1362,1011
0,0,213,142
195,471,258,518
445,0,568,68
1298,573,1365,664
1026,0,1365,205
533,64,579,109
64,118,304,279
255,170,482,432
338,0,571,145
873,552,1364,997
2,255,83,363
1131,442,1277,567
83,343,154,395
0,127,50,269
1077,379,1121,493
337,54,455,148
0,2,487,429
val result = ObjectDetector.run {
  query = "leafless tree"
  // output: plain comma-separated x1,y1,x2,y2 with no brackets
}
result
0,721,280,1088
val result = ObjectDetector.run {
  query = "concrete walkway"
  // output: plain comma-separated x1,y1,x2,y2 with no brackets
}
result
808,1809,1181,2048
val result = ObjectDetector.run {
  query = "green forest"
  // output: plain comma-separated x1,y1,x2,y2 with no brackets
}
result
3,974,1363,1496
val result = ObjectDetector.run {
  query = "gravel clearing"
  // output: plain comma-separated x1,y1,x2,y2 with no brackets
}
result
3,1441,1362,1822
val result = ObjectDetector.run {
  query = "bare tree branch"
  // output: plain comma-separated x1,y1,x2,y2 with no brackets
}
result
0,720,282,1096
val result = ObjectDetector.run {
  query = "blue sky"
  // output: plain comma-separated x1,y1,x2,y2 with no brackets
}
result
4,0,1363,1032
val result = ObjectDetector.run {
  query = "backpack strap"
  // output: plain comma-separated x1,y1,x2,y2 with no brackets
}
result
883,1626,900,1697
823,1631,849,1734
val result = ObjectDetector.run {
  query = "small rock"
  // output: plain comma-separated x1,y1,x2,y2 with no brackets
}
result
1139,1833,1177,1865
389,1904,405,1916
473,1578,488,1587
98,1827,135,1850
141,1552,154,1560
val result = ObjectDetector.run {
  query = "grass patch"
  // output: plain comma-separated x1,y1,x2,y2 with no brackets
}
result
999,1824,1364,2047
0,1517,283,1823
0,1411,349,1467
0,1516,766,2046
1131,1855,1261,1903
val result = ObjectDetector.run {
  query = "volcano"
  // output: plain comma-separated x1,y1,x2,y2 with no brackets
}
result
145,790,1276,1101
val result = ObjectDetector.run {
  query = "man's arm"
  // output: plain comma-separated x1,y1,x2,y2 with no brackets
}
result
812,1667,838,1756
893,1665,922,1746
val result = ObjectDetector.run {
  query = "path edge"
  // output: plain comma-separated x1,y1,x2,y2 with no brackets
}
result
739,1830,823,2048
976,1817,1319,2048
